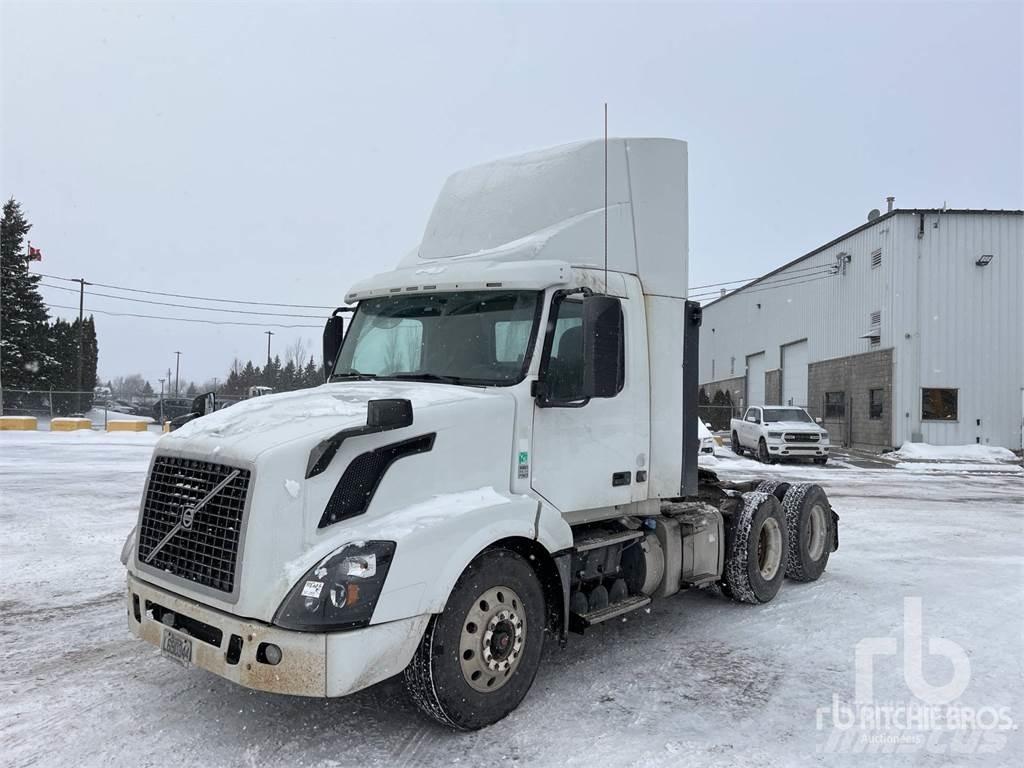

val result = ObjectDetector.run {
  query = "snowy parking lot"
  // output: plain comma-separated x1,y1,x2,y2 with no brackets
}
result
1,432,1021,767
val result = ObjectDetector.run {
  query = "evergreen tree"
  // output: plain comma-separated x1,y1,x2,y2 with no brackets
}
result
1,199,54,394
303,356,319,387
141,380,154,395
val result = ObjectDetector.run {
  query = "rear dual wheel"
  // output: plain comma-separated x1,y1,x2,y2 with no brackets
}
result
723,492,788,604
780,483,835,582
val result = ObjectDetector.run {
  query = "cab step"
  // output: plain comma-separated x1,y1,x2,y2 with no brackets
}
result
570,594,651,632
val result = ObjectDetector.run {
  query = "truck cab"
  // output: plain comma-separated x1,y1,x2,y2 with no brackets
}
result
123,138,838,730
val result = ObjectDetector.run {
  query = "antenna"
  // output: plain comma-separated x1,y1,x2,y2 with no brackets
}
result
603,102,608,291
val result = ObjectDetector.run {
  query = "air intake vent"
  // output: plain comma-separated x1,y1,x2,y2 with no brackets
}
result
319,434,435,528
871,249,882,268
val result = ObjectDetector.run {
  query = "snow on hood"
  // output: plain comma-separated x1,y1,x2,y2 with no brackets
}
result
161,381,497,457
764,421,824,431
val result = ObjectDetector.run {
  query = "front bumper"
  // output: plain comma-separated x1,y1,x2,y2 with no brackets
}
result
127,573,429,697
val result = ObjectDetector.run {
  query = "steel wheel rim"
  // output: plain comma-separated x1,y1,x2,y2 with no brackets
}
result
459,585,526,693
807,503,827,561
757,517,782,580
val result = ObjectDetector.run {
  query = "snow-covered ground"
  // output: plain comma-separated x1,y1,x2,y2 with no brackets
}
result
2,432,1021,767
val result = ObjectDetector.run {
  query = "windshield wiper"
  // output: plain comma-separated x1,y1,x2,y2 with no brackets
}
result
329,369,378,382
387,372,466,385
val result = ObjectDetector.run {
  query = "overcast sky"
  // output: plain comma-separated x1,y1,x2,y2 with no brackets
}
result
2,0,1021,387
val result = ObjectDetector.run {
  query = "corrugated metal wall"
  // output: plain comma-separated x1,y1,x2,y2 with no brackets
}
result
699,211,1023,449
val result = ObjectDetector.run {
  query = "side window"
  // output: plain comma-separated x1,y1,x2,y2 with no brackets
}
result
545,300,584,400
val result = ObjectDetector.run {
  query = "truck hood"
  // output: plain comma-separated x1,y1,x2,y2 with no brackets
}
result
160,381,499,461
134,380,518,621
764,421,824,432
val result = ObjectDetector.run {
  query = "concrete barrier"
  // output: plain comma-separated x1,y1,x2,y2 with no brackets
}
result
106,420,149,433
51,417,93,432
162,421,171,433
0,416,38,431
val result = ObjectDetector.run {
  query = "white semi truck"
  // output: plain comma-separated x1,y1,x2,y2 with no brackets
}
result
122,138,838,729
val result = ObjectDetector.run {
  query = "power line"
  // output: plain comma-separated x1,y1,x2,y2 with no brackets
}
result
690,271,840,302
44,302,322,329
688,262,830,292
39,281,326,319
688,267,837,300
34,271,337,310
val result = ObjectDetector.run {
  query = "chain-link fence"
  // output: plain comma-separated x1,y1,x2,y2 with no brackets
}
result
0,388,170,420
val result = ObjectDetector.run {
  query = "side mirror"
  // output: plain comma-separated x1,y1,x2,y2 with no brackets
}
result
815,417,823,424
581,295,624,399
191,392,216,417
323,310,349,381
747,415,757,423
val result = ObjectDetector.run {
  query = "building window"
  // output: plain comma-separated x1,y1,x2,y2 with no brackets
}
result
922,388,958,421
871,249,882,268
869,388,884,419
825,391,845,418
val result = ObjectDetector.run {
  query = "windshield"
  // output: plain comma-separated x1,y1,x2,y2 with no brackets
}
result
763,408,814,423
332,290,541,386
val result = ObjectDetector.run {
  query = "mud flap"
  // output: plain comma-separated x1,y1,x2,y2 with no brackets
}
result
831,510,840,552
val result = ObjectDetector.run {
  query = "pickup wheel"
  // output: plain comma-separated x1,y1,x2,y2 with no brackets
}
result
403,548,545,730
722,492,788,604
781,483,834,582
757,437,772,463
731,430,743,456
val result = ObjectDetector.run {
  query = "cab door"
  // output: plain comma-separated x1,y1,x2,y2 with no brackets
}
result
530,276,649,515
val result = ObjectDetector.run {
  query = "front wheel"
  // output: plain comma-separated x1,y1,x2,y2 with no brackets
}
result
757,437,772,463
403,549,546,730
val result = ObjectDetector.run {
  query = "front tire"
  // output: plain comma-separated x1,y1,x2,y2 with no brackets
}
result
403,549,546,730
731,431,743,456
757,437,772,463
722,492,788,604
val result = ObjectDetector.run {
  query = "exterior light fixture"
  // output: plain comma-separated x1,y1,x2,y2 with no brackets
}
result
976,254,994,266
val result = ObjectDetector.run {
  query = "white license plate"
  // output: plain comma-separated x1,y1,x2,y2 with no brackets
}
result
161,628,193,667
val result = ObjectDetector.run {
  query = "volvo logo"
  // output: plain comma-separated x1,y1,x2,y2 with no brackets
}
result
180,507,196,530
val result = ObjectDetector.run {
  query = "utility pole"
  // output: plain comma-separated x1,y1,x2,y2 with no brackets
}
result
174,351,182,396
158,378,165,423
74,278,89,413
265,330,275,366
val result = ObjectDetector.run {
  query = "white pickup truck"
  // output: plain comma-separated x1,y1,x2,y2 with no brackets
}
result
121,138,838,730
731,406,831,464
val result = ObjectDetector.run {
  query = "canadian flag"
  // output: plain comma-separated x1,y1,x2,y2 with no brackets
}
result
28,245,42,261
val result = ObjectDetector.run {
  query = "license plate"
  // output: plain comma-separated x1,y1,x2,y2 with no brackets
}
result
161,628,193,667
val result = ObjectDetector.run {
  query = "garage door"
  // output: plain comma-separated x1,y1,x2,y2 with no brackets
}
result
745,352,766,406
781,340,809,407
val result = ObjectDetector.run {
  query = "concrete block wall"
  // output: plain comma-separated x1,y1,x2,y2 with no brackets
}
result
765,370,781,406
808,348,893,450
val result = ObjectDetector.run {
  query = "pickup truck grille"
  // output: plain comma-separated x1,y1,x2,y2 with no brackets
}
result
137,456,251,594
784,433,820,443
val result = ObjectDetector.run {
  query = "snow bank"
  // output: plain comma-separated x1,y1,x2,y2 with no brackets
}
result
890,442,1017,463
894,462,1022,474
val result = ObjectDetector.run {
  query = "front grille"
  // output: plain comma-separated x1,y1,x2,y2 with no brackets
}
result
137,456,251,594
785,433,820,443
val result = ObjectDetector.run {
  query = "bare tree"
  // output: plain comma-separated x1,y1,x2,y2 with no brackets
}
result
285,338,310,371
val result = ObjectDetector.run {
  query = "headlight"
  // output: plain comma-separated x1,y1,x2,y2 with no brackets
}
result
821,431,830,441
120,525,137,566
767,431,783,438
274,541,396,631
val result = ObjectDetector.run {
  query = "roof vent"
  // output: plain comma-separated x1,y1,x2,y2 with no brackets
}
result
886,196,895,213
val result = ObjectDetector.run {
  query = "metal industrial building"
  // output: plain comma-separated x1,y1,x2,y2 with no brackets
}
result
698,208,1023,451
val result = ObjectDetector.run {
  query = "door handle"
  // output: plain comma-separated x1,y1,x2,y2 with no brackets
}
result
612,471,631,487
